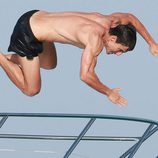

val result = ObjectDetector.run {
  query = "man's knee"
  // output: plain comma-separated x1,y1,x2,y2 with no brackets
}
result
50,61,57,69
42,61,57,70
23,86,41,96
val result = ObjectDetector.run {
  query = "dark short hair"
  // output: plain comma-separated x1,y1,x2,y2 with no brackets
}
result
109,24,137,51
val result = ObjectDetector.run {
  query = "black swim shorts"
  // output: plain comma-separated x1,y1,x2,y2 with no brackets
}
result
8,10,43,60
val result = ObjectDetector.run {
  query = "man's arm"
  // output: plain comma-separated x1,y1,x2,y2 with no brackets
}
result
80,40,127,106
110,13,158,56
80,49,110,96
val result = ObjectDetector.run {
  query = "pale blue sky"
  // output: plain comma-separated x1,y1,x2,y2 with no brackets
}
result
0,0,158,157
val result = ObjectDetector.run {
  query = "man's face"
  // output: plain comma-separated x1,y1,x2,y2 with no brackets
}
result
105,35,129,56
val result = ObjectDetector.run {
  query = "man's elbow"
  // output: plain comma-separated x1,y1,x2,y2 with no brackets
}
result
126,13,136,21
80,73,89,84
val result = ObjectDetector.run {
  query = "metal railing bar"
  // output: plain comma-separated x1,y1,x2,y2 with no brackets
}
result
0,113,157,158
0,116,8,128
120,124,158,158
63,118,96,158
128,123,155,158
0,113,158,125
120,124,155,158
0,134,140,141
143,125,158,141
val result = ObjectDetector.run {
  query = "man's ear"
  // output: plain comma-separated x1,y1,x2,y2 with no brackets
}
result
109,35,117,42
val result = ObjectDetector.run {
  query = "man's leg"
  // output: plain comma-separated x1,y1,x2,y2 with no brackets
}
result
0,53,41,96
6,42,57,70
1,42,57,96
39,42,57,69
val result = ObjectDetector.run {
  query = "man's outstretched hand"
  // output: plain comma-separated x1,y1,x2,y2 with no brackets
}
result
108,88,128,107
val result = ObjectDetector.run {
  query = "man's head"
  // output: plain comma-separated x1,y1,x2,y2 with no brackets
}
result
105,24,137,56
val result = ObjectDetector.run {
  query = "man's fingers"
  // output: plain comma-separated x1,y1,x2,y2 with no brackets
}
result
119,100,128,107
117,97,128,107
109,88,127,106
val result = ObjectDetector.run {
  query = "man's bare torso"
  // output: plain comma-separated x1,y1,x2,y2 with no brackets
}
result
30,11,108,48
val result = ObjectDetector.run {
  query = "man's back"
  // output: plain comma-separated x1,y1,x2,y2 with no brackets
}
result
30,11,106,48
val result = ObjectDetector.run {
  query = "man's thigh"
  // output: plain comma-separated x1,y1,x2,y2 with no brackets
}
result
39,42,57,69
17,55,41,90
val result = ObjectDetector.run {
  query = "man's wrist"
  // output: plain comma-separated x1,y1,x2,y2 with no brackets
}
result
148,40,156,47
104,87,111,96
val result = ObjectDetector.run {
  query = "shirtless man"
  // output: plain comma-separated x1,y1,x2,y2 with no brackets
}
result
0,10,158,106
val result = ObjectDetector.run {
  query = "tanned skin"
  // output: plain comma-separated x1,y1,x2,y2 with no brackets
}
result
0,11,158,106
